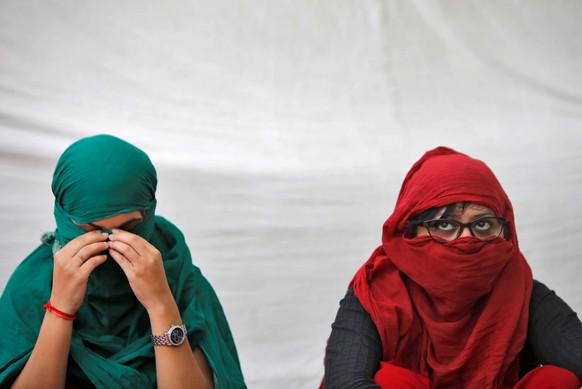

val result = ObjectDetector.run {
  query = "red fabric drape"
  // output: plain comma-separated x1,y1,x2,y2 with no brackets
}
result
374,363,579,389
351,147,533,388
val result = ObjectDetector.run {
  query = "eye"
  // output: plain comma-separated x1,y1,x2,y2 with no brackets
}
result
119,218,143,231
434,221,457,231
427,220,457,232
78,224,99,232
472,219,493,232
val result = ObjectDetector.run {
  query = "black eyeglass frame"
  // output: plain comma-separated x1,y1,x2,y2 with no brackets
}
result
409,217,507,243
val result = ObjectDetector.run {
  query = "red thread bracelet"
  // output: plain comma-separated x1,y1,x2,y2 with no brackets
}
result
43,300,76,320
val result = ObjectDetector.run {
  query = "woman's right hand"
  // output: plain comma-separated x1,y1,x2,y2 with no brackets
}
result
50,230,110,315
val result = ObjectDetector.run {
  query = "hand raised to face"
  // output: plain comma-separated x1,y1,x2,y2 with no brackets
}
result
107,229,174,315
51,230,110,314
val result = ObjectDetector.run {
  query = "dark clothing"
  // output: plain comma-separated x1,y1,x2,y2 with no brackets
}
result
324,280,582,389
526,280,582,378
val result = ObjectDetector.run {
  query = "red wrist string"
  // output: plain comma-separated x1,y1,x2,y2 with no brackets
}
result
43,300,76,320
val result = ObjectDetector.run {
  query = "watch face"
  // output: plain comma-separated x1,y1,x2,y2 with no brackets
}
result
170,327,185,345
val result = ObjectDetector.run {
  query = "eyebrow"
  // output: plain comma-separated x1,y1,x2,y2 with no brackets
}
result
472,211,496,218
88,217,144,230
439,211,497,221
450,212,497,220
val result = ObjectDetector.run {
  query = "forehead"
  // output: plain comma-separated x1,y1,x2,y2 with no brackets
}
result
72,210,143,227
444,202,494,217
463,203,491,212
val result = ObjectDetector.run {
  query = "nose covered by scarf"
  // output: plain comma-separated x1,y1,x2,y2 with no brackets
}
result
0,134,247,388
351,147,532,388
52,134,157,246
51,134,159,304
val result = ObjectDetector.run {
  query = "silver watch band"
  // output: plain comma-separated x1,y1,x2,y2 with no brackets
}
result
151,324,187,346
151,333,173,346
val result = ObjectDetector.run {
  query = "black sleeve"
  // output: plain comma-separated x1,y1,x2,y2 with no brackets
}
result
323,288,382,389
528,279,582,380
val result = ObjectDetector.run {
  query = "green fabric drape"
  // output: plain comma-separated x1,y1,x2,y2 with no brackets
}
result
0,135,246,388
52,133,157,245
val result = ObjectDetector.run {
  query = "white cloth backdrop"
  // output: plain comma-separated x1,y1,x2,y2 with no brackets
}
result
1,2,581,387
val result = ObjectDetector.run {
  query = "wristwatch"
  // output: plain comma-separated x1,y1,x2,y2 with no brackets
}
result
151,324,187,346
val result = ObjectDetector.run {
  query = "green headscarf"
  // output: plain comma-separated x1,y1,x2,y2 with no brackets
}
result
52,134,157,245
0,135,246,388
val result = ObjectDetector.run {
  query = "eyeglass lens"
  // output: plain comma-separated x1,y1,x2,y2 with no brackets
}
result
424,217,505,241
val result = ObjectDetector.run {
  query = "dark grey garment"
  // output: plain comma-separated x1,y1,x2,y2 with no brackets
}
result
526,279,582,379
323,280,582,389
323,287,381,388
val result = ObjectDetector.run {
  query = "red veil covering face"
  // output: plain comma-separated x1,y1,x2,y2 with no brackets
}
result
351,147,533,388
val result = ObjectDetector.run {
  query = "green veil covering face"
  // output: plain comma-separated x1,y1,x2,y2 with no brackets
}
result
0,135,246,388
52,134,158,246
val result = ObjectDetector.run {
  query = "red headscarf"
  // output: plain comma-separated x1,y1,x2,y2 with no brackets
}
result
351,147,532,388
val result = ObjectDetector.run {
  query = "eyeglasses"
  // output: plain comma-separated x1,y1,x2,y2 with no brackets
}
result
419,217,506,242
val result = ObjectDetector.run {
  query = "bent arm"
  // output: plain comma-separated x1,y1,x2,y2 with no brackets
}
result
324,288,382,389
528,279,582,381
12,231,109,389
107,229,214,388
11,312,72,389
149,300,213,389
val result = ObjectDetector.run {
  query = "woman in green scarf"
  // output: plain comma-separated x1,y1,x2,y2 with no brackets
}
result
0,135,246,389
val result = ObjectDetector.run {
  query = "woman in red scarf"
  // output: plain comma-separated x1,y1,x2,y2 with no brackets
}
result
323,147,582,388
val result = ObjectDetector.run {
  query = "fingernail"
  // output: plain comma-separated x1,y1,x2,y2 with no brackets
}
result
101,232,109,238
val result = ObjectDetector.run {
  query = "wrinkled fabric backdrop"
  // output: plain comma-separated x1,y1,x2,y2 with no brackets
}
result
1,2,581,388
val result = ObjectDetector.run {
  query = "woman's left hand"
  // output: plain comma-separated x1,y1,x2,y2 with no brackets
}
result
107,229,175,314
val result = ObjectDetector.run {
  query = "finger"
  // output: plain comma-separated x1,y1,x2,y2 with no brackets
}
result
73,230,110,248
78,254,109,278
108,247,135,275
65,231,110,256
108,229,147,250
74,241,110,263
108,240,140,263
109,229,160,262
